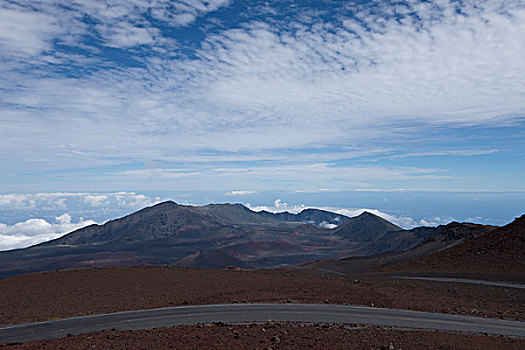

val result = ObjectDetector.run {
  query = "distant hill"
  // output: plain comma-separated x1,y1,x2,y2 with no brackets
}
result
294,221,496,275
357,221,497,257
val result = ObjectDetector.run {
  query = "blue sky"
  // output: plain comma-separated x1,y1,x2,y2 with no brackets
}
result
1,0,524,250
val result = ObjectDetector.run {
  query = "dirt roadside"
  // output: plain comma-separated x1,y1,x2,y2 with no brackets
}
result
1,266,523,325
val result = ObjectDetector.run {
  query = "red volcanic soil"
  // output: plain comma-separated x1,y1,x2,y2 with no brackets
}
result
1,266,524,325
2,322,524,350
383,214,525,277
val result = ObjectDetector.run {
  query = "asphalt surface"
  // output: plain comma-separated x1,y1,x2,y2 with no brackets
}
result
1,303,525,343
393,276,525,289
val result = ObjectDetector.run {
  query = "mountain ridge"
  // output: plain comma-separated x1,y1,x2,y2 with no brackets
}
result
0,200,503,279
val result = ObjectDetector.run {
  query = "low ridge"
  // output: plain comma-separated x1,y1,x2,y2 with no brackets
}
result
390,214,524,274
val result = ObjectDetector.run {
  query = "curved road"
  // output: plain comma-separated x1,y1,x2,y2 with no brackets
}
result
1,303,525,343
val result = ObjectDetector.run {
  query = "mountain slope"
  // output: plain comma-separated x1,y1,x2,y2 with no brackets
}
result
294,221,496,275
360,221,497,256
174,250,250,269
389,215,524,274
2,201,484,278
43,201,228,246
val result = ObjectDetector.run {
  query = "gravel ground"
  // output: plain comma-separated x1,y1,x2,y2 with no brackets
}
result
1,266,523,325
2,322,524,350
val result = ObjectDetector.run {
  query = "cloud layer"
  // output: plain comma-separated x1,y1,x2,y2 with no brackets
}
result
1,0,524,192
0,192,159,211
0,192,162,251
0,214,96,251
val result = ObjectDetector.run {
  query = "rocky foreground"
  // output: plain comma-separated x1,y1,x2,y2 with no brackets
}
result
2,322,524,350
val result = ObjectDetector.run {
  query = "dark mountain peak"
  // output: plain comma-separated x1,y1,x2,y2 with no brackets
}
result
151,200,179,208
440,221,470,229
299,208,329,214
357,211,375,217
352,211,400,228
334,211,401,241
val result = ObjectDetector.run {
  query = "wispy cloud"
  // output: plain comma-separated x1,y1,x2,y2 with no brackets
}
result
0,0,524,192
114,163,454,191
224,190,255,196
392,149,500,158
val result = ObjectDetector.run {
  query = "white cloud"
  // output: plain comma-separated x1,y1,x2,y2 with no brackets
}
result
118,169,203,179
84,195,110,207
0,194,36,210
419,216,455,227
0,0,233,61
187,2,525,133
0,7,58,57
0,214,97,251
247,199,307,214
224,190,255,196
0,192,159,210
100,22,159,48
114,192,160,208
0,192,163,250
319,221,338,229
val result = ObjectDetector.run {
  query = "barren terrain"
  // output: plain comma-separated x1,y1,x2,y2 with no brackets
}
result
1,266,523,326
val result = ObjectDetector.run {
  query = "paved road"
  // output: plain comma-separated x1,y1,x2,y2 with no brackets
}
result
393,276,525,289
1,303,525,343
